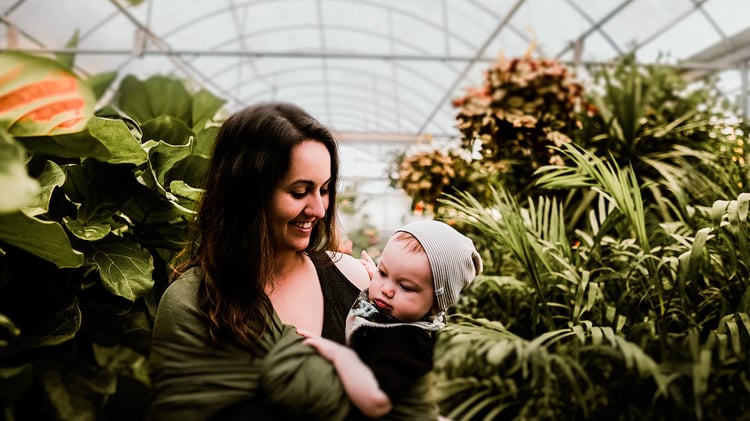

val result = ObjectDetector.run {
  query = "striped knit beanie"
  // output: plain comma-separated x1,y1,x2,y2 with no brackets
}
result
396,220,483,312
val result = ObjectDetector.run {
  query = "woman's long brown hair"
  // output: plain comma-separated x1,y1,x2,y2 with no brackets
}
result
172,102,340,351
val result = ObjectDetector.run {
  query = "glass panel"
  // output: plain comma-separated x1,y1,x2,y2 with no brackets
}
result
2,0,747,203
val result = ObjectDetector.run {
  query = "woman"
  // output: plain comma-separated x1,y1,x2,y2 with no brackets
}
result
147,102,370,420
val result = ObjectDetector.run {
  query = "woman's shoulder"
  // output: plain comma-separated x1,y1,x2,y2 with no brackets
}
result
154,267,203,321
325,251,369,290
162,267,203,301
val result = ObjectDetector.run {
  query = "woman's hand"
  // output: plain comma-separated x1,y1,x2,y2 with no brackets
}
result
297,328,392,418
297,328,347,363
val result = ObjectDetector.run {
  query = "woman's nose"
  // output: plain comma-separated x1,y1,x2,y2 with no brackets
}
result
305,193,326,218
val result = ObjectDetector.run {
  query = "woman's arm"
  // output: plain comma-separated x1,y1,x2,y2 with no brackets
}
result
259,323,351,421
298,329,392,418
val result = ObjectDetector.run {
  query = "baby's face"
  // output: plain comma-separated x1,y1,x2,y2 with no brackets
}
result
367,237,435,322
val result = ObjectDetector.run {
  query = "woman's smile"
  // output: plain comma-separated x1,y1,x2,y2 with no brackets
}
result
292,220,314,230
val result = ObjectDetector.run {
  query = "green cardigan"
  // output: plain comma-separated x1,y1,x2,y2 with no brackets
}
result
147,267,350,420
148,267,439,420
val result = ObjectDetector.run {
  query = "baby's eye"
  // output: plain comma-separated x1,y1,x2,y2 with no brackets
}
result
400,284,415,292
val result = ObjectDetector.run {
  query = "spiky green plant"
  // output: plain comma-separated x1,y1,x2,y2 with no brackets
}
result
577,56,748,223
435,144,750,420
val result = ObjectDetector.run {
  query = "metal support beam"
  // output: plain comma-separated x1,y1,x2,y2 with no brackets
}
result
5,46,745,73
417,0,527,134
741,61,748,120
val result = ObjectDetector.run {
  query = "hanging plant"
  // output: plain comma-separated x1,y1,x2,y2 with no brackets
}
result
391,144,479,215
452,50,585,195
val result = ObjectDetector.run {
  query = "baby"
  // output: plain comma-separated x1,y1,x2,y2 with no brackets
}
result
300,220,482,420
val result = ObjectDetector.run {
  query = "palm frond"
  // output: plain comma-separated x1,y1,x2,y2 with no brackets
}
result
536,144,664,312
441,188,556,321
526,195,571,260
570,323,673,394
593,58,646,147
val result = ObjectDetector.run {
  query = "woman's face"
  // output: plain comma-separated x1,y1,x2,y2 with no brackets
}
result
269,139,332,255
367,237,435,322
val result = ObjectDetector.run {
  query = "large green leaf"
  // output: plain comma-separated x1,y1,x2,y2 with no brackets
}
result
82,237,154,302
169,180,203,202
17,117,148,165
61,163,86,204
141,114,194,146
194,125,219,158
191,89,226,131
168,155,209,190
63,217,111,242
93,104,142,141
0,290,82,354
75,159,141,223
23,160,65,217
92,343,150,386
132,220,190,251
140,138,194,200
120,183,192,226
115,75,192,125
38,299,82,350
0,51,95,136
0,130,39,214
0,212,83,268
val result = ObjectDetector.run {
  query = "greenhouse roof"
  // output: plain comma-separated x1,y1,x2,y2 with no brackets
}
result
2,0,749,143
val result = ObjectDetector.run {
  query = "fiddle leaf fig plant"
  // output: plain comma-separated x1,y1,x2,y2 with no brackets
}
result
0,50,225,420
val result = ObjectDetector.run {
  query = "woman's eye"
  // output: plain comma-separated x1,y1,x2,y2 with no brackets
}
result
290,186,328,198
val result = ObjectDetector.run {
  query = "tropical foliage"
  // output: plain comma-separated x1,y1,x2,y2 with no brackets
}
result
575,57,747,225
0,50,225,420
2,43,748,421
392,52,746,220
425,52,750,420
435,145,750,420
